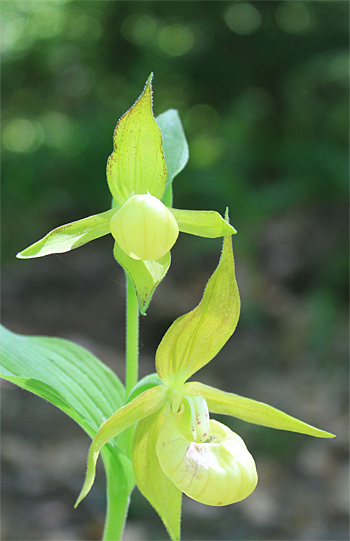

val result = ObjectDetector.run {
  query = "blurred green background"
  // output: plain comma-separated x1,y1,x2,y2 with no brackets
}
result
1,1,349,540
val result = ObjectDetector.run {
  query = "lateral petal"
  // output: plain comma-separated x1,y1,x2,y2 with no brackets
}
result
171,208,237,237
75,385,167,506
16,208,116,259
187,382,335,438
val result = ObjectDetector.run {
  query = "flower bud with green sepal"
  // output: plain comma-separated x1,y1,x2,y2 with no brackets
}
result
17,73,235,314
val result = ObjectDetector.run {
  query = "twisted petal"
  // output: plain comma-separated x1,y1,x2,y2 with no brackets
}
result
187,382,335,438
17,208,116,259
157,416,257,506
106,73,167,205
171,208,237,237
156,233,240,385
75,385,167,506
132,408,182,541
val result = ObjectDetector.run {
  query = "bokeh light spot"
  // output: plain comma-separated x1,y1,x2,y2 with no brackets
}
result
66,14,102,42
190,136,224,169
225,3,262,35
40,111,89,156
185,104,220,135
122,14,157,45
275,2,310,34
56,66,95,97
157,24,194,57
3,118,44,153
29,4,65,39
1,16,34,55
236,87,272,120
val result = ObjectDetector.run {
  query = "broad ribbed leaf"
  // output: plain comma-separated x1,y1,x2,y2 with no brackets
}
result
0,325,125,438
114,241,171,315
187,382,335,438
171,208,237,237
156,234,240,385
16,208,115,259
1,325,135,517
107,73,167,205
132,408,182,541
156,109,189,207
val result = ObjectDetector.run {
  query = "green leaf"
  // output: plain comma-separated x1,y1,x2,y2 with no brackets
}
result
127,373,163,403
17,208,116,259
76,385,168,506
132,408,182,541
171,208,237,237
0,325,125,436
187,382,335,439
156,234,240,385
156,109,189,207
114,241,171,315
1,324,136,526
107,73,167,205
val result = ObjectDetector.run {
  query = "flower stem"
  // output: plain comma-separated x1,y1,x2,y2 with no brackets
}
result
125,274,139,396
119,274,140,459
102,450,134,541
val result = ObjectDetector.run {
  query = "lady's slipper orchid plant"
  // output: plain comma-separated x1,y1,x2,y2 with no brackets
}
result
16,74,235,313
75,233,334,541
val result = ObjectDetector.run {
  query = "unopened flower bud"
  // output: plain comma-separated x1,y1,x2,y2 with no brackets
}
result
110,194,179,261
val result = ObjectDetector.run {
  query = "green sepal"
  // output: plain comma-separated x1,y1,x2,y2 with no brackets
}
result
75,385,168,506
171,208,237,237
156,234,240,385
127,373,163,403
107,73,167,205
16,208,116,259
187,382,335,439
132,408,182,541
156,109,189,208
113,241,171,315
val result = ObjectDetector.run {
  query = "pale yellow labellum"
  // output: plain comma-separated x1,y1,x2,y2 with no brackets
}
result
156,416,257,506
110,194,179,261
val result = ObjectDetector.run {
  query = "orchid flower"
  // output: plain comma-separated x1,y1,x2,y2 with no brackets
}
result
16,74,235,313
75,232,334,541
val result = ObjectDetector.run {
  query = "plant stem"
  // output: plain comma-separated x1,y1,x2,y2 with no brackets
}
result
125,274,139,396
102,450,134,541
119,274,139,459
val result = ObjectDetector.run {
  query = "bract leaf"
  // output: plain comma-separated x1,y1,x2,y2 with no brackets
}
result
107,74,167,205
75,385,168,506
187,382,335,438
127,373,163,403
0,325,125,437
16,208,116,259
113,241,171,315
133,408,182,541
156,109,189,207
171,208,237,237
156,234,240,385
